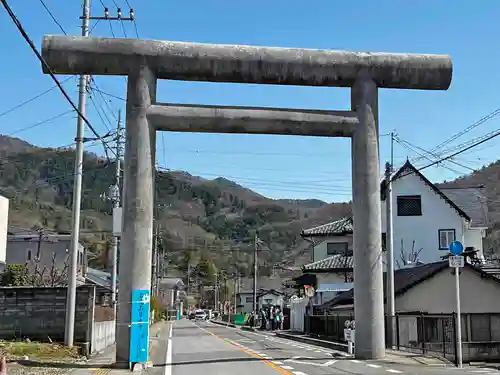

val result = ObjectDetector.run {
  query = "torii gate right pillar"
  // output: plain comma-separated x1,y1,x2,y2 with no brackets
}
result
351,73,384,358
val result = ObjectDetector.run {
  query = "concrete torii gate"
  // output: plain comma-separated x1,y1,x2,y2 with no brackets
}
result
41,35,452,365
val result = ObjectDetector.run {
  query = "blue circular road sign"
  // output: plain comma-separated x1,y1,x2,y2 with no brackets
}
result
449,241,464,255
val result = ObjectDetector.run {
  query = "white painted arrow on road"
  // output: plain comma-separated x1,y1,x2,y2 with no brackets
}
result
285,356,338,367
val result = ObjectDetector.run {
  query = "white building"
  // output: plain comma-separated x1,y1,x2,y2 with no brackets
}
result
301,160,488,270
236,289,284,313
381,160,488,266
0,195,8,272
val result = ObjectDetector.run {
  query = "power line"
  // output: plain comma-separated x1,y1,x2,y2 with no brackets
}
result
0,0,114,160
7,110,75,136
0,77,73,120
428,107,500,155
395,127,500,181
38,0,66,34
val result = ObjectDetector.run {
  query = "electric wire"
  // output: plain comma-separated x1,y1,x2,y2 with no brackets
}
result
0,0,115,161
0,77,73,120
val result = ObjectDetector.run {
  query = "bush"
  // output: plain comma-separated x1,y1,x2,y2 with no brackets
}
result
150,295,162,323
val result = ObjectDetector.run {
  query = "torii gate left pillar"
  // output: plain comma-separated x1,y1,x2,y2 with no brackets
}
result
41,35,452,368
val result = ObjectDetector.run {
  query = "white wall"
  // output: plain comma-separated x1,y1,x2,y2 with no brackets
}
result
0,195,8,264
237,293,255,314
397,266,500,314
382,172,467,267
464,228,485,260
259,293,283,309
313,235,352,262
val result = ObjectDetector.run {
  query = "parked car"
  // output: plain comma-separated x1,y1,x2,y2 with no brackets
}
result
188,312,195,320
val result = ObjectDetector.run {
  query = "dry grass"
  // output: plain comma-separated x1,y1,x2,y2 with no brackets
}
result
0,341,81,361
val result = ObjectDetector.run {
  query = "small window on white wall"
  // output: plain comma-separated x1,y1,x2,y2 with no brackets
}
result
438,229,456,250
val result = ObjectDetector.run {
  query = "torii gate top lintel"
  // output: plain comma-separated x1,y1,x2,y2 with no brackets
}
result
42,35,452,90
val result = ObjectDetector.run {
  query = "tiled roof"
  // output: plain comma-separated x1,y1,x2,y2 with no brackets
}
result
301,217,353,238
302,254,353,272
319,260,500,311
439,187,489,227
319,261,449,310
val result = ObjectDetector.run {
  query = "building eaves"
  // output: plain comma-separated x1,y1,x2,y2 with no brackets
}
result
301,217,353,238
302,254,353,272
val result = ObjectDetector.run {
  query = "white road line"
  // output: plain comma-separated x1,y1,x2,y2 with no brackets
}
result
272,361,284,365
168,323,173,338
281,366,295,370
324,360,338,366
367,364,381,368
315,350,322,353
386,369,402,373
292,372,308,375
351,359,361,363
164,338,172,375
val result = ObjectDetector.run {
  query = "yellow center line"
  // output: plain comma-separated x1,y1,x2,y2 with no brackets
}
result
198,325,294,375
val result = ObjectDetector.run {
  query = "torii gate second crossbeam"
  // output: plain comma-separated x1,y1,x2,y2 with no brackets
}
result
41,35,452,367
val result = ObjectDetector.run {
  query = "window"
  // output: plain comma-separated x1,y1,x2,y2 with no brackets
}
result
26,250,32,261
382,233,387,251
438,229,456,250
327,242,349,256
397,195,422,216
245,296,253,303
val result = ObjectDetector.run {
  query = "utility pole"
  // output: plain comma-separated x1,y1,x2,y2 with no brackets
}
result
214,271,219,311
65,0,90,348
65,0,136,349
385,158,395,348
110,111,123,316
252,233,258,317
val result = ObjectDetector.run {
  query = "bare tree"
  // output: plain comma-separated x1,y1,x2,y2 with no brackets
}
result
395,239,424,269
24,252,70,287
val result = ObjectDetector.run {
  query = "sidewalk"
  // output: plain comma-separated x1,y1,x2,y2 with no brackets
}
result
6,321,171,375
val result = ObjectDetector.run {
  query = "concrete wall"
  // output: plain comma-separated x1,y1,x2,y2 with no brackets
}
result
0,195,8,265
0,285,95,342
91,320,115,353
313,235,353,262
381,172,480,267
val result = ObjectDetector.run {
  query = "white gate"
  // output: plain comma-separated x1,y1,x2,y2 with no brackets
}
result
289,296,308,332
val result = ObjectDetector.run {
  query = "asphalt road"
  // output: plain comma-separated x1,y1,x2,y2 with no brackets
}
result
148,320,500,375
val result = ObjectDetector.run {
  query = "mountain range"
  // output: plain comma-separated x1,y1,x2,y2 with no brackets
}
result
0,134,499,278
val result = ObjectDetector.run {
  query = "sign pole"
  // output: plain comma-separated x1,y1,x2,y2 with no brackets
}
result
449,240,464,368
455,267,463,368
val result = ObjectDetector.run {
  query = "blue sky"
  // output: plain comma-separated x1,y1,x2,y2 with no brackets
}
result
1,0,500,203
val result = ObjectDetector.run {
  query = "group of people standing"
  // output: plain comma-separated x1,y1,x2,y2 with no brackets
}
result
260,305,284,330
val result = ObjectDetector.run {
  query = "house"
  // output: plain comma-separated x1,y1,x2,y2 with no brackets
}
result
236,289,284,313
5,231,86,283
381,160,488,266
300,160,489,270
157,277,186,312
319,261,500,362
301,217,353,263
298,254,353,307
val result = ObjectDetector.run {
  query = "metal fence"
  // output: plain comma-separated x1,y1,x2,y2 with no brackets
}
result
304,312,500,363
304,313,353,342
386,313,457,363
